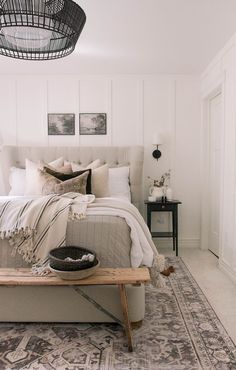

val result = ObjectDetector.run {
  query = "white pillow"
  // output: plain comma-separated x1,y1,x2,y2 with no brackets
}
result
8,167,26,196
92,164,110,198
109,166,131,201
24,157,64,196
71,159,101,172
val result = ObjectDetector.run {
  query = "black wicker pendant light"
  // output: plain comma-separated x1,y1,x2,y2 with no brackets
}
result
0,0,86,60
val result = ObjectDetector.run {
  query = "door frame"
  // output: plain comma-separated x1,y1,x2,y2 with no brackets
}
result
200,79,225,254
208,92,222,256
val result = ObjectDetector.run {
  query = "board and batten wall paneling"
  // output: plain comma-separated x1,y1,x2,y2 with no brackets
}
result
16,77,47,146
112,79,143,145
143,77,173,187
143,77,173,232
175,78,201,240
47,78,79,146
79,79,111,146
0,78,17,145
0,74,201,247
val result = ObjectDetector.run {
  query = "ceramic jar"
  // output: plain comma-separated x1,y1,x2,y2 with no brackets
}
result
149,186,163,201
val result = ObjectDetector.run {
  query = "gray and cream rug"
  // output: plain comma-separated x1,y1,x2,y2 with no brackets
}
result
0,257,236,370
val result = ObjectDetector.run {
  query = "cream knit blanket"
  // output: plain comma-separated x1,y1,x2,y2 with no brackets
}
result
88,198,166,287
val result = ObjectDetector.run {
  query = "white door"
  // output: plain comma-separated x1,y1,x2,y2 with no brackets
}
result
209,93,222,257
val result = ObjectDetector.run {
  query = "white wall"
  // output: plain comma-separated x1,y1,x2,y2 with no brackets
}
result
0,74,201,248
201,33,236,282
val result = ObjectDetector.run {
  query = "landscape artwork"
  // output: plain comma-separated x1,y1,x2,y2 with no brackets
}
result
48,114,75,135
79,113,107,135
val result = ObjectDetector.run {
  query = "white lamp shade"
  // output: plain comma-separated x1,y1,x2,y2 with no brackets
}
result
152,133,163,145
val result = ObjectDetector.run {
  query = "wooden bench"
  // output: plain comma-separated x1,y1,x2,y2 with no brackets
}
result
0,267,150,352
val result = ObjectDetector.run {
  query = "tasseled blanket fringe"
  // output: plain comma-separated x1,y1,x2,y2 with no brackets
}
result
0,226,38,264
0,226,35,240
149,253,166,288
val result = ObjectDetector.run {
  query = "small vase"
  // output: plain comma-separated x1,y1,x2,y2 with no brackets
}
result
149,186,163,201
166,187,173,201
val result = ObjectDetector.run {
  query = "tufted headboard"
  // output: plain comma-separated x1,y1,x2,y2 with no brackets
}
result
1,145,144,209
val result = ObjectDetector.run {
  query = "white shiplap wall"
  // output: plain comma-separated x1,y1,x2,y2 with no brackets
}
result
0,74,201,248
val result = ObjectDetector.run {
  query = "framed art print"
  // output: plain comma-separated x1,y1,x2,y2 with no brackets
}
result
48,113,75,135
79,113,107,135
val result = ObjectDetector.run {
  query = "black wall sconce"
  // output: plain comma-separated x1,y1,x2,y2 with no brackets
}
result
152,145,162,160
152,133,163,161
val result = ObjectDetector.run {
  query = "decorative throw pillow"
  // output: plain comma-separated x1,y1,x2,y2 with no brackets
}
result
91,164,110,198
48,157,64,168
54,163,72,174
24,157,65,196
109,166,131,201
71,158,101,172
40,170,89,195
8,157,65,196
43,166,92,194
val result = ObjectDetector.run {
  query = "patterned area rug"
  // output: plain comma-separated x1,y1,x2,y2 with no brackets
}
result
0,257,236,370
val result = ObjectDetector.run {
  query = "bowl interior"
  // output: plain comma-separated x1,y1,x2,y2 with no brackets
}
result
49,258,99,272
48,246,96,271
49,246,96,261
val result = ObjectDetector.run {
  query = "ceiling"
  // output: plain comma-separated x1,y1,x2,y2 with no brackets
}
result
1,0,236,75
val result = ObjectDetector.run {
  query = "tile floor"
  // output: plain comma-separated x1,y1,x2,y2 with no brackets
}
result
158,246,236,344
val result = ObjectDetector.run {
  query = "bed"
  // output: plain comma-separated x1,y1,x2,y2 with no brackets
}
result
0,145,161,323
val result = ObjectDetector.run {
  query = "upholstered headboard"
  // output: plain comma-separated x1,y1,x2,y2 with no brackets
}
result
1,146,144,209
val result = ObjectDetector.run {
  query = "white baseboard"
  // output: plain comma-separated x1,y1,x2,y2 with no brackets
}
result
219,259,236,285
153,238,200,249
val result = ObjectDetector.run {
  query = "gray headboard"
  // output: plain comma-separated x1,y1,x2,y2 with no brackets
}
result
1,146,144,209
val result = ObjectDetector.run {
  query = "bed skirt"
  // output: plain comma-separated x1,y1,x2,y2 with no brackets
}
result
0,284,145,323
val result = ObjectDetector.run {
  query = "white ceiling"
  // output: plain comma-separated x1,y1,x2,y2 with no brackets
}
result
1,0,236,75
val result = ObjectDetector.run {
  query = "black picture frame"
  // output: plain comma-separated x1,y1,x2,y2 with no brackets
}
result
48,113,75,135
79,113,107,135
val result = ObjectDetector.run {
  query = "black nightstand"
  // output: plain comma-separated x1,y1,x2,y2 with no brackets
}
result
145,200,182,256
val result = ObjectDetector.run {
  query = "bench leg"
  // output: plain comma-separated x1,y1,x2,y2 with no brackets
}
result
72,286,123,325
119,284,133,352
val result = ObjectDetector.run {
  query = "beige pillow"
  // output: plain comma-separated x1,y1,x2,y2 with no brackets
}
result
49,157,64,168
24,157,64,196
40,170,88,195
71,159,101,172
46,163,72,175
92,164,110,198
65,160,109,197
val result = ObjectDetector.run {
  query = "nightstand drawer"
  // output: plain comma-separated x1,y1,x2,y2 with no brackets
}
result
148,203,174,212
